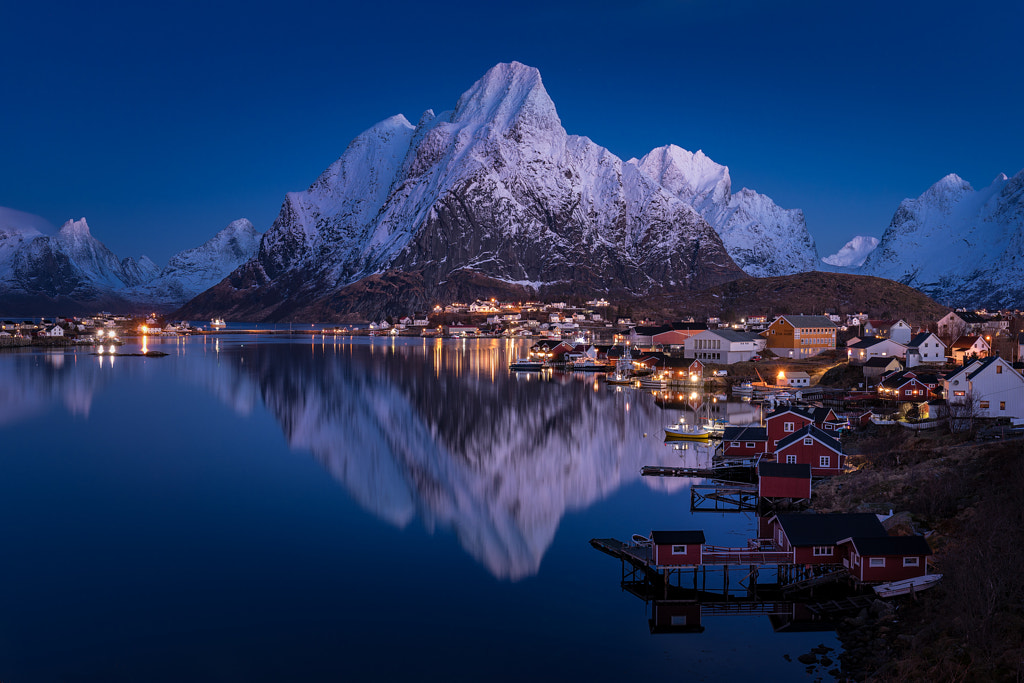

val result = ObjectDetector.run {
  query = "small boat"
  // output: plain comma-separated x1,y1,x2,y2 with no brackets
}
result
570,359,607,371
701,418,731,436
605,369,635,385
210,318,227,329
509,358,546,371
638,375,669,389
732,381,754,396
632,534,652,545
665,422,711,441
873,574,942,598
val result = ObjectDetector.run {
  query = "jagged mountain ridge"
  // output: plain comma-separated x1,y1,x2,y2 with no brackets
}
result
858,171,1024,307
177,62,748,321
0,212,261,315
633,145,819,276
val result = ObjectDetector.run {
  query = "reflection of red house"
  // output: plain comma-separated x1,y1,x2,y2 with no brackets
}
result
649,601,704,634
722,426,769,457
774,425,846,476
765,513,887,566
837,536,933,583
757,462,812,500
651,530,705,566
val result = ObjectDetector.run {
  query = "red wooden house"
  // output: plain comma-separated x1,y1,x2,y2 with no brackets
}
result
688,359,705,377
649,601,704,634
774,425,846,476
651,530,705,566
876,369,939,402
765,513,887,566
765,406,815,450
757,462,812,500
721,426,769,457
837,535,933,583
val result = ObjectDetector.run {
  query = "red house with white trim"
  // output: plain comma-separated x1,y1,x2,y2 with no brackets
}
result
651,530,705,566
837,535,933,583
765,513,887,566
757,462,812,500
721,426,769,457
765,406,815,450
774,425,846,476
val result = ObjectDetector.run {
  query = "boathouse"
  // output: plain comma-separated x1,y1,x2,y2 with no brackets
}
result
651,530,705,566
721,426,768,457
757,462,812,500
765,513,887,566
774,425,846,476
837,535,933,583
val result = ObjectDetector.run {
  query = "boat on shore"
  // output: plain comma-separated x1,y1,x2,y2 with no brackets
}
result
873,574,942,598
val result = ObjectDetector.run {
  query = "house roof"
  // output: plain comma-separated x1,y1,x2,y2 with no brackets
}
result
758,462,812,479
773,513,887,546
849,337,906,350
966,356,1003,381
775,424,844,453
879,369,939,389
784,371,811,379
695,328,761,343
776,315,838,329
766,405,816,422
651,530,706,545
907,332,943,348
951,335,987,350
840,535,933,557
722,426,768,441
958,311,987,324
863,357,903,368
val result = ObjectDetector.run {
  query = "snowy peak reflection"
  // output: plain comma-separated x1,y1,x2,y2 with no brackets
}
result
219,339,668,580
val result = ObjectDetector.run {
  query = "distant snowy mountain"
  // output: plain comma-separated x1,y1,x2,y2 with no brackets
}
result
859,171,1024,307
0,209,261,315
177,62,746,321
822,235,879,267
633,146,819,277
128,219,261,306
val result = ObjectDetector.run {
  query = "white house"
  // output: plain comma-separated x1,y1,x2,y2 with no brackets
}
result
777,370,811,388
865,319,913,344
44,325,65,337
684,329,764,364
846,337,907,365
943,356,1024,419
905,332,947,367
950,335,990,363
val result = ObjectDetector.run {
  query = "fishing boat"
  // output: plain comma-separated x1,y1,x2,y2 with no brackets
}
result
701,418,731,436
732,381,754,396
605,368,635,385
509,358,546,371
210,318,226,329
664,422,711,441
873,574,943,598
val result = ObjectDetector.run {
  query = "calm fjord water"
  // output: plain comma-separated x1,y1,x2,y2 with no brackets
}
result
0,335,836,681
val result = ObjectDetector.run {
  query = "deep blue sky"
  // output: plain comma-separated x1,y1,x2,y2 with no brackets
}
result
2,0,1021,264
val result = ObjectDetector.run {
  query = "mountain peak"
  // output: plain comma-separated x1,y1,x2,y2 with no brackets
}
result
452,61,559,134
58,217,91,236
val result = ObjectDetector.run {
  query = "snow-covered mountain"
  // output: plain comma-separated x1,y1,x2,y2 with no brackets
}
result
178,62,746,321
633,146,819,277
822,235,879,267
858,171,1024,307
127,219,261,306
0,210,261,315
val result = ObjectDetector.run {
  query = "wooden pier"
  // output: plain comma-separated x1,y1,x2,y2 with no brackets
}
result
641,465,751,479
690,482,759,512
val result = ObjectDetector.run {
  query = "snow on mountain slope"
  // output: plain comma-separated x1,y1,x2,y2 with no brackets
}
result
822,235,879,267
131,219,262,305
859,171,1024,307
180,62,744,321
634,145,819,277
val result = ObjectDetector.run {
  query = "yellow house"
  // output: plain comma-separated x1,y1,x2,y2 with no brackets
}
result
764,315,837,358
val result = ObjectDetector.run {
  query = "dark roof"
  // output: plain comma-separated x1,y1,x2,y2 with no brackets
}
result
958,311,987,324
879,370,939,389
632,325,673,336
722,426,768,441
863,357,904,368
811,407,837,423
651,530,706,545
669,322,709,331
766,405,816,422
907,332,942,348
775,425,843,453
850,337,904,349
758,462,812,479
774,513,886,546
966,356,1000,381
700,329,761,342
841,535,933,557
951,334,985,350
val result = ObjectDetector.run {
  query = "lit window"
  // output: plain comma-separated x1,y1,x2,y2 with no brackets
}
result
1001,402,1006,410
980,401,989,409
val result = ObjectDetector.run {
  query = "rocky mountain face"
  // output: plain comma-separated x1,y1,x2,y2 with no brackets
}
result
858,171,1024,308
177,62,747,322
822,236,879,267
0,212,261,315
633,145,819,277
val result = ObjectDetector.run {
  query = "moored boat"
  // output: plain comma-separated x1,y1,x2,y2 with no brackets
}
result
509,358,546,371
664,422,711,441
873,573,942,598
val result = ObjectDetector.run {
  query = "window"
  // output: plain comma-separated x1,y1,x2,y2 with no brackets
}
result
746,442,755,448
784,421,794,432
997,365,1002,374
954,391,965,397
903,557,919,567
980,401,989,409
803,437,813,445
731,442,741,448
1000,402,1006,410
786,455,797,464
813,546,834,556
869,557,886,568
819,456,830,468
671,545,688,555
